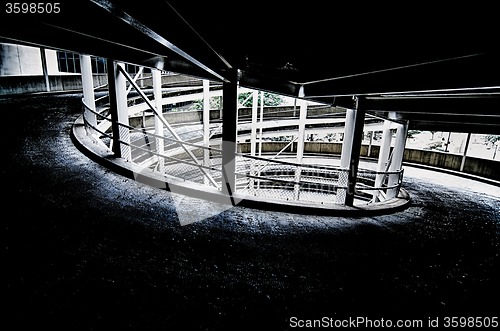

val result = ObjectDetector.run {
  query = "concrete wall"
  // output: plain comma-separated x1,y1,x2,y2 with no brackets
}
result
129,109,222,128
238,142,499,180
0,43,43,76
0,74,108,95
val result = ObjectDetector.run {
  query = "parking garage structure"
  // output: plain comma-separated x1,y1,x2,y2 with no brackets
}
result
2,1,500,328
72,58,411,216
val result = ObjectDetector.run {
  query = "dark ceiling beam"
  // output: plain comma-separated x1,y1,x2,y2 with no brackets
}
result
364,95,500,116
303,53,499,97
238,70,300,99
89,0,229,82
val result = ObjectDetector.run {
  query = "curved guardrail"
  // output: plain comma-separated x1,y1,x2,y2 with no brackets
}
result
81,72,404,206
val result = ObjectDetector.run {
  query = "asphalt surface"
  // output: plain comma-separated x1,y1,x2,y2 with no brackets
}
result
3,93,500,330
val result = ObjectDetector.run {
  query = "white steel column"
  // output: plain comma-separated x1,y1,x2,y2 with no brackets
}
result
258,91,264,156
249,90,259,193
295,86,307,163
80,54,96,128
153,69,164,172
336,107,357,203
203,79,210,146
250,90,258,156
115,62,131,161
40,47,50,92
202,79,210,185
460,132,472,172
294,86,307,200
374,120,392,202
387,122,408,199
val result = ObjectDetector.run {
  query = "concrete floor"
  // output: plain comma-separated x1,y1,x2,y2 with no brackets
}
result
4,93,500,330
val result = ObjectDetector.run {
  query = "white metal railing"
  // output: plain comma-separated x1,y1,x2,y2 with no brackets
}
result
80,68,404,206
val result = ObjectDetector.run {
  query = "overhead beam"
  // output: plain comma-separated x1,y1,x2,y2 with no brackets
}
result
364,95,500,115
304,53,499,97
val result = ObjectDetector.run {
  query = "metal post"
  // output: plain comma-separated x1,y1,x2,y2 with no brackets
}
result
221,71,238,198
294,86,307,200
153,68,164,173
258,91,264,156
203,79,211,146
460,132,471,172
387,121,408,199
296,86,307,163
107,59,131,161
203,79,210,185
337,105,357,204
250,90,258,156
374,120,392,202
344,97,366,206
40,47,50,92
80,54,96,128
445,131,451,152
367,131,373,157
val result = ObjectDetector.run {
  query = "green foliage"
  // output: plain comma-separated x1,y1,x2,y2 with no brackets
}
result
426,141,443,150
407,130,421,139
188,96,221,111
270,136,293,141
485,134,500,145
189,92,283,111
238,92,284,107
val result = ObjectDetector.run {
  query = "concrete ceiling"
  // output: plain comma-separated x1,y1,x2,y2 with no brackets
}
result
1,0,499,133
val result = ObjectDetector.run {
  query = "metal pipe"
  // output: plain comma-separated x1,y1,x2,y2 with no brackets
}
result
118,64,218,187
153,68,164,173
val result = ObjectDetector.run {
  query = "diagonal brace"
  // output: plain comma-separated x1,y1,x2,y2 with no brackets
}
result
117,65,218,188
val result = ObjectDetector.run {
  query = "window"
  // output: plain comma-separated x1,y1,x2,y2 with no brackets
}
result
91,57,107,74
57,51,80,73
57,52,107,74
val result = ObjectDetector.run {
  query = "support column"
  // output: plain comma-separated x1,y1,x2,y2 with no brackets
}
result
203,79,211,147
40,47,50,92
344,97,366,206
460,132,471,172
249,90,259,193
258,91,264,156
107,60,131,161
367,131,373,157
374,120,392,202
250,90,258,156
153,69,164,172
387,121,408,199
294,86,307,200
80,54,96,128
337,104,358,204
221,71,238,198
202,79,210,185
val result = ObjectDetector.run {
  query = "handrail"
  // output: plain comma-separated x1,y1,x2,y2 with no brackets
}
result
80,68,405,205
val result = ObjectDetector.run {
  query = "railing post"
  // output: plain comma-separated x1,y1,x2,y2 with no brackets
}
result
153,68,164,172
107,59,131,161
221,70,238,198
80,54,96,128
387,121,408,199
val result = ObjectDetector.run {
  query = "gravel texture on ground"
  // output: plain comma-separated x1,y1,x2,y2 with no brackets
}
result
3,94,500,330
